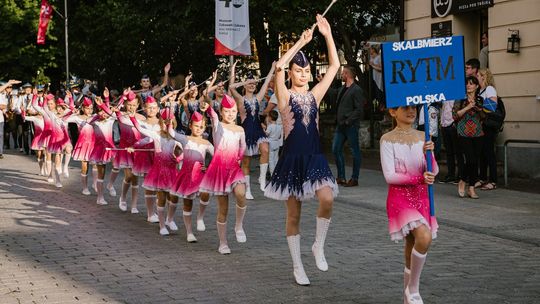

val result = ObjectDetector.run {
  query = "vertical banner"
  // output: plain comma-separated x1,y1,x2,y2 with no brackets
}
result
215,0,251,56
37,0,53,45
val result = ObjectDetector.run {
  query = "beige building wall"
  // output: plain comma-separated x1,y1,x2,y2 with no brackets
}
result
404,0,540,144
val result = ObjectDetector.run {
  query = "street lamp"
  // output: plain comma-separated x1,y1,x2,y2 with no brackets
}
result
507,30,520,54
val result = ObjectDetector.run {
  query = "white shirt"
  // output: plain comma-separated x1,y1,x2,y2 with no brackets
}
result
418,105,440,137
0,93,8,123
266,123,283,150
440,100,455,128
371,55,383,91
269,94,282,124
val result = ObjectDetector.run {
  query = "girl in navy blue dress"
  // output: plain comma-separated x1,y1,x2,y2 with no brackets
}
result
229,61,276,199
264,15,340,286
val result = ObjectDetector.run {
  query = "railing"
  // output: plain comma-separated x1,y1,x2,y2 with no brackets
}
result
504,139,540,186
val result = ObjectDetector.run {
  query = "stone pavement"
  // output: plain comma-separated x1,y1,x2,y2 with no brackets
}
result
0,151,539,304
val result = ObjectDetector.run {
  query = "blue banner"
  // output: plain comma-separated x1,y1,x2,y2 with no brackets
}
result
382,36,466,108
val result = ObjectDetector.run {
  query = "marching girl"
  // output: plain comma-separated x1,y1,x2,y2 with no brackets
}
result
263,15,339,286
229,61,276,198
380,105,438,304
122,95,162,222
169,111,214,243
56,96,74,180
89,97,116,205
32,93,71,188
128,107,183,236
179,72,218,136
23,90,46,175
199,96,247,254
63,94,98,195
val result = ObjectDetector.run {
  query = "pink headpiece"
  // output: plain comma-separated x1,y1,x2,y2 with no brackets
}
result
45,94,55,101
145,96,156,104
56,98,66,106
191,111,203,122
221,94,236,109
127,91,136,101
160,108,174,120
82,97,93,107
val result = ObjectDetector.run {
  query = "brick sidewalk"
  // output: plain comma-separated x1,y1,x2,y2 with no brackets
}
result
0,152,539,303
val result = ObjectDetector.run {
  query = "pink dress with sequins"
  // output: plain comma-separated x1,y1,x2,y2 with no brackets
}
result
89,118,116,164
65,115,96,162
199,107,246,195
132,121,159,177
113,112,142,169
24,115,45,151
169,133,214,199
380,129,439,242
32,98,70,154
132,118,182,192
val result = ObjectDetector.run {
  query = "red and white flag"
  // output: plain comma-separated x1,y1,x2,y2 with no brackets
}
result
215,0,251,56
37,0,53,45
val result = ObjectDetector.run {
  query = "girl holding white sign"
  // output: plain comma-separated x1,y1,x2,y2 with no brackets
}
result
380,105,438,304
264,15,339,286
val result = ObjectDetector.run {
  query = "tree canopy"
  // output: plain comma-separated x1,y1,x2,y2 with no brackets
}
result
0,0,399,89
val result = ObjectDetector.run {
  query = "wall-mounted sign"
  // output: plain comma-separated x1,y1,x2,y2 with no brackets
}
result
431,0,494,18
431,21,452,37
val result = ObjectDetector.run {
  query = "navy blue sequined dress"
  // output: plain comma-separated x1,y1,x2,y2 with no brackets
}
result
264,91,338,200
240,96,268,156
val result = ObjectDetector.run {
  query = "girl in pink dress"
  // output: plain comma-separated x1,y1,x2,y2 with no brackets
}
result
199,96,247,254
170,111,214,243
129,108,183,236
89,97,116,205
32,93,70,188
229,61,276,198
380,105,438,304
64,96,98,195
23,94,46,176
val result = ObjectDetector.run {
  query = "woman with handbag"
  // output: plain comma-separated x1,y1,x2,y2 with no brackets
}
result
477,69,499,190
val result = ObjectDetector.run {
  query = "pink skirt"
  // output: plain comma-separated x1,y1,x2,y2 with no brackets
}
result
47,128,70,154
72,125,95,161
171,161,205,199
30,125,44,151
142,154,179,192
199,154,245,196
386,184,438,242
132,142,154,176
89,138,115,165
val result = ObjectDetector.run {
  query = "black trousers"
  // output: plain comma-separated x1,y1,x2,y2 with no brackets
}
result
459,136,483,185
442,125,464,179
480,128,498,183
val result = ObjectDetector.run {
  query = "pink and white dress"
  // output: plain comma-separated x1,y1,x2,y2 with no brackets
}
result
65,114,97,162
89,117,116,164
199,107,246,195
132,121,160,177
380,129,439,242
23,115,45,151
169,132,214,199
32,98,70,154
131,117,182,192
113,112,142,169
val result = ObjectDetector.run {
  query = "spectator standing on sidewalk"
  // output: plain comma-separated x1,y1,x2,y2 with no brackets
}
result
477,68,499,190
479,32,489,69
326,65,365,187
439,98,463,184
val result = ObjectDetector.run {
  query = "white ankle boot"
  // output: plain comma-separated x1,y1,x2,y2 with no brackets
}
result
287,235,310,286
245,176,254,200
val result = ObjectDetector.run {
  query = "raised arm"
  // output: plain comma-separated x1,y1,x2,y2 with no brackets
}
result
130,115,160,143
256,62,276,102
310,15,339,105
152,63,171,95
228,60,244,103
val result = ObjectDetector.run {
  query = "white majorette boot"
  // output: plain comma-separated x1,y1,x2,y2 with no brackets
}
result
217,221,231,254
244,175,254,200
157,206,169,236
96,179,108,205
81,174,91,195
287,234,310,286
235,204,247,243
259,163,268,191
196,198,209,231
165,201,178,232
312,217,331,271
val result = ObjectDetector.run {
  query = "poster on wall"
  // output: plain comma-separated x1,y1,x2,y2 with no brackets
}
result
432,0,494,18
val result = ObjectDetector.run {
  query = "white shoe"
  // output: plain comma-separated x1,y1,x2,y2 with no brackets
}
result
82,188,91,195
63,170,69,179
245,191,254,200
92,183,97,192
97,199,108,205
187,233,197,243
47,177,54,183
147,214,159,223
235,229,246,243
196,219,206,232
159,227,170,236
166,220,178,231
118,200,127,212
55,182,63,188
312,243,328,271
218,245,231,255
405,287,424,304
108,186,116,197
131,208,139,214
293,267,310,286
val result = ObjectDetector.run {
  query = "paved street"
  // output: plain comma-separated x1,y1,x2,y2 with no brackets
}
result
1,151,539,304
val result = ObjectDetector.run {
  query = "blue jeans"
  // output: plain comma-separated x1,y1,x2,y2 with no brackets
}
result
332,124,361,180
